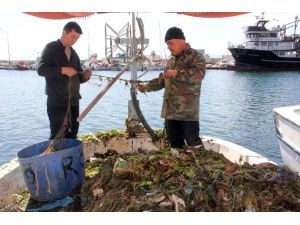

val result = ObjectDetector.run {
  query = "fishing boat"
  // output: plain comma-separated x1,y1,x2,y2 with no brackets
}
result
0,133,275,209
273,105,300,175
16,61,30,71
228,13,300,71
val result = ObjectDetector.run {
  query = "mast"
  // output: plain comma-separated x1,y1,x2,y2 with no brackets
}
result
130,12,138,81
127,12,156,139
87,29,90,59
294,16,299,38
0,28,11,68
127,12,143,131
79,13,155,138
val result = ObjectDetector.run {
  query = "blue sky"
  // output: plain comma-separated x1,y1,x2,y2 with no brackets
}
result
1,12,300,60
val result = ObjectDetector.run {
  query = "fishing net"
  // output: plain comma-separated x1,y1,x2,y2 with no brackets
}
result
43,77,73,154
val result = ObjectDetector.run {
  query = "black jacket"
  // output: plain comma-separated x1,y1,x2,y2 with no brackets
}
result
38,39,88,106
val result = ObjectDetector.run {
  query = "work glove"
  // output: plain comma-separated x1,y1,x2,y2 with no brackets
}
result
137,84,148,93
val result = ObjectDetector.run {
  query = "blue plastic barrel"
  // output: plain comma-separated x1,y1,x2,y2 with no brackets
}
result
17,139,85,202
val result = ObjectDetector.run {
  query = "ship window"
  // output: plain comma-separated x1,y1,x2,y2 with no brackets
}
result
270,33,277,37
261,42,267,46
250,33,258,38
268,42,273,47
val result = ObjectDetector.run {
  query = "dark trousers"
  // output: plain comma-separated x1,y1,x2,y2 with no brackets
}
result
47,104,79,139
165,119,203,148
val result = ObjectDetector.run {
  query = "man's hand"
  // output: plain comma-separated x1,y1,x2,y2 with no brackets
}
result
61,67,77,77
81,70,92,80
137,84,148,93
163,70,177,79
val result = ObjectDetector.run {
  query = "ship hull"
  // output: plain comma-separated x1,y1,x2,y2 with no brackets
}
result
273,105,300,175
228,48,300,70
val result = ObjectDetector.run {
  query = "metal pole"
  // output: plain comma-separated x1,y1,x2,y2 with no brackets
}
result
77,62,131,123
130,12,138,81
0,28,11,67
6,33,10,65
87,29,90,59
127,12,142,135
128,12,138,119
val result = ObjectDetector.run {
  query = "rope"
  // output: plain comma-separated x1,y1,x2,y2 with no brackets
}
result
130,86,157,140
91,73,156,85
44,77,73,154
77,59,133,123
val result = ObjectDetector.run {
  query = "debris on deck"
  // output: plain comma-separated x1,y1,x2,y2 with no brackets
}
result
2,142,300,212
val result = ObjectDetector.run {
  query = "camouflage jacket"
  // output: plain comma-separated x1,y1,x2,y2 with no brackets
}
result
144,43,206,121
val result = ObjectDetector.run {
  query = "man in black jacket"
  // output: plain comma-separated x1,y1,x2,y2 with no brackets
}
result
38,21,91,139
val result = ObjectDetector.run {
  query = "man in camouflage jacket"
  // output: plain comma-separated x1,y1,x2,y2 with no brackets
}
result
138,27,206,149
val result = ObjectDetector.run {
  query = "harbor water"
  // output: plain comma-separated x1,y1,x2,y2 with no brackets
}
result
1,69,300,166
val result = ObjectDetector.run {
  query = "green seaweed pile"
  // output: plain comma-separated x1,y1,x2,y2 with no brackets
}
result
2,135,300,212
78,129,128,144
79,147,300,212
78,129,166,143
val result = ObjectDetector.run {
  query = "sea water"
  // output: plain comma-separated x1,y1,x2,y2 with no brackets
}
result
1,69,300,166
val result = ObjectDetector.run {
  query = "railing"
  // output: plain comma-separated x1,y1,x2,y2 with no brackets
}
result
228,43,246,48
228,42,295,51
246,37,280,42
